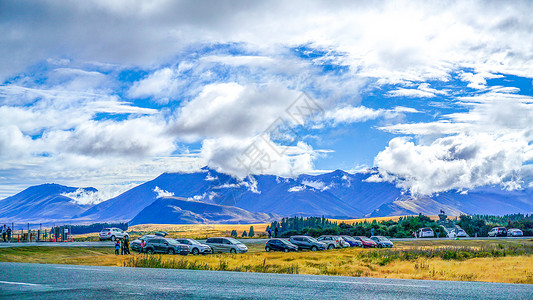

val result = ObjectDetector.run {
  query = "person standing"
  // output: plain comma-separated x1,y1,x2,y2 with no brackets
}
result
139,239,146,254
123,237,130,255
274,226,279,238
267,228,272,239
1,225,6,242
115,240,120,255
6,227,11,243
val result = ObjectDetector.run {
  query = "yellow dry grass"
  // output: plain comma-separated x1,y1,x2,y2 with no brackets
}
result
2,240,532,284
128,223,270,239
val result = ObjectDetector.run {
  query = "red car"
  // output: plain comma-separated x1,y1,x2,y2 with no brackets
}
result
353,236,378,248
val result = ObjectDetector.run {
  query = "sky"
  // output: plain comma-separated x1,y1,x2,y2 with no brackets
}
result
1,0,532,203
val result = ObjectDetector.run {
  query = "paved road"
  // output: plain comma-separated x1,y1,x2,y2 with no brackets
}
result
0,262,531,299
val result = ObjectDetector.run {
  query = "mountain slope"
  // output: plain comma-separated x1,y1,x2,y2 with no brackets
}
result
129,197,278,225
0,184,95,222
79,168,239,221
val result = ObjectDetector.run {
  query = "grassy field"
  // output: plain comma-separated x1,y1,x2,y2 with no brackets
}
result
73,223,271,241
73,216,414,241
2,239,532,284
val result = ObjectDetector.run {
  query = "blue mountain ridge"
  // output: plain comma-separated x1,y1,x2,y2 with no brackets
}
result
2,167,533,225
0,184,96,223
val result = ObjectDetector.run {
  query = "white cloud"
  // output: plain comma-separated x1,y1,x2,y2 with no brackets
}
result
374,133,531,195
323,106,383,124
288,185,306,192
169,82,310,141
128,68,181,103
387,83,447,98
200,136,317,179
374,89,533,194
153,186,174,198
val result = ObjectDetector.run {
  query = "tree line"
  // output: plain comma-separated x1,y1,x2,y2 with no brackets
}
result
265,214,533,238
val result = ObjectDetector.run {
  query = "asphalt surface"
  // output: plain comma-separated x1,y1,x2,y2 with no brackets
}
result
0,236,530,248
1,262,532,299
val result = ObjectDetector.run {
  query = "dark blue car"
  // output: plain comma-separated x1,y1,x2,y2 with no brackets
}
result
265,239,298,252
340,235,363,247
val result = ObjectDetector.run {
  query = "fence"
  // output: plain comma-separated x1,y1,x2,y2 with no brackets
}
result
0,223,74,243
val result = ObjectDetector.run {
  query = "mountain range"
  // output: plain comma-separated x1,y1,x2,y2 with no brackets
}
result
1,167,532,225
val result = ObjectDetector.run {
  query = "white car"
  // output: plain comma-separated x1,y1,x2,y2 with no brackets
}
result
507,228,524,237
99,228,129,241
175,238,213,255
417,227,435,238
317,235,349,249
447,229,468,238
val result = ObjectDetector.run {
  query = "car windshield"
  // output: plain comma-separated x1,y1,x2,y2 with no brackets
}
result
359,237,373,242
379,237,390,242
342,236,355,242
227,238,243,245
167,239,179,245
307,237,319,243
187,239,201,245
279,239,292,245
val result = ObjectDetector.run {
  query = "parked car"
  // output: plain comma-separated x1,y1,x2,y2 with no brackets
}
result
370,236,394,248
131,231,168,252
175,238,213,255
447,229,468,238
507,228,523,237
488,227,507,237
99,228,129,241
340,235,363,247
317,235,343,249
417,227,435,238
265,239,298,252
205,237,248,253
143,237,189,255
353,236,377,248
289,236,327,251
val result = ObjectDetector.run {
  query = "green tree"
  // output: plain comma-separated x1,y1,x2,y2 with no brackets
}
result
230,230,237,237
249,226,255,237
242,230,247,237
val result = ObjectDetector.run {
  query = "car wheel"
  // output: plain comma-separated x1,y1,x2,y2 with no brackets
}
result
168,249,175,255
327,244,334,250
146,249,154,254
111,235,116,241
311,246,318,251
230,248,236,254
192,248,199,255
265,246,271,252
284,248,289,253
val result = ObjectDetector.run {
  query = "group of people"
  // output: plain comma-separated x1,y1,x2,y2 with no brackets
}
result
267,226,279,239
114,237,130,255
1,224,12,242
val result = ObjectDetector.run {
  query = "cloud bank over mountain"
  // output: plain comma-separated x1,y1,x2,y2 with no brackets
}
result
1,1,532,198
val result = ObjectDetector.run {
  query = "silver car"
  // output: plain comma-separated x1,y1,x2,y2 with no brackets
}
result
176,238,212,255
99,228,128,241
205,237,248,253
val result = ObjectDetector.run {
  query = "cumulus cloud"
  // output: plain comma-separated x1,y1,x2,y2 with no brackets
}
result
200,136,317,178
373,133,531,195
169,82,311,141
374,89,533,194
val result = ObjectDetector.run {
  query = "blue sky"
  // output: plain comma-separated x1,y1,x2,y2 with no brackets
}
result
0,1,532,202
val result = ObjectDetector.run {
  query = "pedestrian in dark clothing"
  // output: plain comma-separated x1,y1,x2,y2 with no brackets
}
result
274,227,278,238
267,228,272,239
123,238,130,255
6,227,11,243
120,239,124,255
115,240,120,255
2,224,6,242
